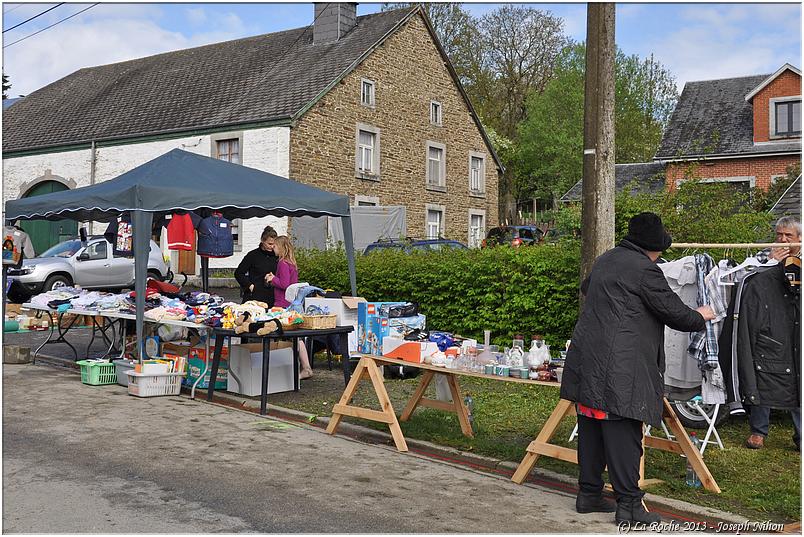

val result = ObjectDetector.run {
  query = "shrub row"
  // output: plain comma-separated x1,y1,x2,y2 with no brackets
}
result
297,242,582,350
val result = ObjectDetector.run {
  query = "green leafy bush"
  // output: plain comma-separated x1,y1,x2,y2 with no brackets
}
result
298,244,582,349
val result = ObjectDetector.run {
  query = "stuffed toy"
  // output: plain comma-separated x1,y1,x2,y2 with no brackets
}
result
233,311,282,336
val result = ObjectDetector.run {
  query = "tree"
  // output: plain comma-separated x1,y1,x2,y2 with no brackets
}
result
516,43,678,204
2,73,10,100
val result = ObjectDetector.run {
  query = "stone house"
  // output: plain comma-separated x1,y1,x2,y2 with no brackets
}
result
655,63,801,191
2,4,502,272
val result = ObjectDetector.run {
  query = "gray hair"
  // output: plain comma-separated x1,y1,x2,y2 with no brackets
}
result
775,215,801,236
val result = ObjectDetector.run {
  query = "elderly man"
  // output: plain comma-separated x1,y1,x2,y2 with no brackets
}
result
745,215,802,450
561,212,715,525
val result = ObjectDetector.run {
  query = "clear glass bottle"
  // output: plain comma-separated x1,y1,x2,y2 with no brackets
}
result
685,432,702,488
513,333,525,351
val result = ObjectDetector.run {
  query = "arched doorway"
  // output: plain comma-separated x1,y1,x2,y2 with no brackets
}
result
21,180,78,255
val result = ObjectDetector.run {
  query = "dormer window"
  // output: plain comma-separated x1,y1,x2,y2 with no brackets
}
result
774,99,801,137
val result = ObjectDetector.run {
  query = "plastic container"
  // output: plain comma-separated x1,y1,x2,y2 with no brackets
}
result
77,360,117,386
4,320,19,332
125,370,183,397
114,359,136,386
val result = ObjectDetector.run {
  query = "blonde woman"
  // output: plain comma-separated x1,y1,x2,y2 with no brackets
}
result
266,236,313,379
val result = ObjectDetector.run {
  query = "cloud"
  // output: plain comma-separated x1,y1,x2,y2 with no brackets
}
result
3,14,246,96
643,4,800,90
185,7,207,26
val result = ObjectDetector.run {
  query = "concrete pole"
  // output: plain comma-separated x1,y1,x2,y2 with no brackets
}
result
580,3,616,302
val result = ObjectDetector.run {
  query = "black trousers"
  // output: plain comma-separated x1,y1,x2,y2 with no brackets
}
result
577,414,644,501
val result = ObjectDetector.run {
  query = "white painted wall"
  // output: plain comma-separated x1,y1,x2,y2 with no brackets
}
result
2,126,291,272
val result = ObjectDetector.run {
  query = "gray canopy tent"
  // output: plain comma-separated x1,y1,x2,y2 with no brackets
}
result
4,148,357,359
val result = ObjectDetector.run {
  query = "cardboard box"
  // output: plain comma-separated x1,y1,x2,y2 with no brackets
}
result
163,340,229,389
304,296,365,354
227,341,295,397
357,301,406,355
382,337,439,364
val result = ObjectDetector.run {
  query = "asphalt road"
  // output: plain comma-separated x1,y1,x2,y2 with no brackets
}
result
2,363,620,533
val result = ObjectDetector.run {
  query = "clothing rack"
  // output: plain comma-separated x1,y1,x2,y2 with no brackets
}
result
672,243,801,248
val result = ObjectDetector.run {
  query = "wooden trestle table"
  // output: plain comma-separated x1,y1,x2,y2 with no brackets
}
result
326,354,720,493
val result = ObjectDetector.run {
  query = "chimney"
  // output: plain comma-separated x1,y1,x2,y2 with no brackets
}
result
313,3,357,44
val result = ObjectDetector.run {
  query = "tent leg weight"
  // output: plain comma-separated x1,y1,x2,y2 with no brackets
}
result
4,345,31,364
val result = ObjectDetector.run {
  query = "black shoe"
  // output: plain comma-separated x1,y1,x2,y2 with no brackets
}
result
576,492,616,513
615,497,661,525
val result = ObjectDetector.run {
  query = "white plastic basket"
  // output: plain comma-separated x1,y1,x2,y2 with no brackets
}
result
125,370,184,398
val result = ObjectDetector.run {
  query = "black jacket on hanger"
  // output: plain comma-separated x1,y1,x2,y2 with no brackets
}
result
736,262,801,410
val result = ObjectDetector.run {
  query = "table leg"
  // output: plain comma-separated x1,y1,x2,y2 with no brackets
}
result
260,338,272,416
191,332,211,400
400,370,436,421
511,399,576,484
339,332,350,385
327,356,408,452
661,398,720,493
304,337,313,370
32,311,56,362
292,337,300,392
206,336,226,402
446,374,474,437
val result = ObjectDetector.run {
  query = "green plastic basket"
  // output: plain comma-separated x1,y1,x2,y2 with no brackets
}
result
76,360,117,386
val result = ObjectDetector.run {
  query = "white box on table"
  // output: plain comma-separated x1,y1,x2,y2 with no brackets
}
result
303,296,365,354
226,342,295,397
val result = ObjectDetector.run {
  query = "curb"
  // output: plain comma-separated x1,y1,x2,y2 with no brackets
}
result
29,353,772,527
201,387,752,527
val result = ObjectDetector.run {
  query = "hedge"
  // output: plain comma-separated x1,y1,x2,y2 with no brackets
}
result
297,242,582,350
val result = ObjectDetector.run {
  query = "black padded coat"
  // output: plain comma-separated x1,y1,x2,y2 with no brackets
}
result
559,240,706,426
736,262,801,410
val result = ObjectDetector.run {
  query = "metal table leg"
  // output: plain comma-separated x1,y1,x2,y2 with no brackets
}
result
292,336,300,392
206,335,226,402
339,332,351,386
260,337,272,416
33,311,79,361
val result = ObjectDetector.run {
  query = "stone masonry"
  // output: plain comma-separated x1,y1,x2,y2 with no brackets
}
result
289,12,500,242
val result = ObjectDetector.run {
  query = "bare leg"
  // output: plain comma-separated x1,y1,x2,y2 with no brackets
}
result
298,340,313,378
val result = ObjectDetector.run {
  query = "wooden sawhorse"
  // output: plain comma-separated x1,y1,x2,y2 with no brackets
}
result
511,398,720,493
325,356,475,452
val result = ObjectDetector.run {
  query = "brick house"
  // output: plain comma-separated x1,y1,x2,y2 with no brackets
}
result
655,63,801,192
2,4,501,271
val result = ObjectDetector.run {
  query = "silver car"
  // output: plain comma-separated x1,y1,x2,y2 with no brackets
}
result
7,237,171,293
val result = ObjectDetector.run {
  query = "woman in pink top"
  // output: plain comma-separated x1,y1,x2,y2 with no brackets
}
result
266,236,313,379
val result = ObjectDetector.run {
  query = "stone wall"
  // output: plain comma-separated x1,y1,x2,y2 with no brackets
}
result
289,12,499,244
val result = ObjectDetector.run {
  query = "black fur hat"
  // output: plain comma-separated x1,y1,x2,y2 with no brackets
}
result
624,212,672,252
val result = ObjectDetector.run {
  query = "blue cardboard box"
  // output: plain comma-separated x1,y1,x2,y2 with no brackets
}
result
357,302,404,355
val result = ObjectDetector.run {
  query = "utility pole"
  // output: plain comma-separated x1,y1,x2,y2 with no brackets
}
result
580,2,616,304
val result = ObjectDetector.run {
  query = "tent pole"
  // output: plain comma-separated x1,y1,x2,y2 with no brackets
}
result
131,211,153,363
341,215,357,296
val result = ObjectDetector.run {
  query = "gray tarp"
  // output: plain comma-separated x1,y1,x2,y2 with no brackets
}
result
4,149,358,360
329,205,406,252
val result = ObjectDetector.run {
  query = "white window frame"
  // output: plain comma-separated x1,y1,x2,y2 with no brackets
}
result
468,151,486,196
430,100,442,126
211,132,244,251
354,195,380,207
770,174,787,185
355,123,381,180
769,96,801,139
425,204,445,239
361,79,375,108
675,175,756,189
468,209,486,248
425,141,447,191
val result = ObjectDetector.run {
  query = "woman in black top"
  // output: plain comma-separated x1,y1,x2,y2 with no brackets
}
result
234,226,278,305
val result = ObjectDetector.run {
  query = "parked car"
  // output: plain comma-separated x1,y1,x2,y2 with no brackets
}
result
482,225,545,248
364,238,468,254
7,237,170,293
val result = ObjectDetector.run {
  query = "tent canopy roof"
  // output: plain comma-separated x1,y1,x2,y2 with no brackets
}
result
5,149,350,222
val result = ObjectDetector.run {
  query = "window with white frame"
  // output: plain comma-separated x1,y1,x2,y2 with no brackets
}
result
361,79,375,107
469,152,485,194
430,101,442,126
215,137,243,250
426,208,443,239
469,212,485,248
355,124,381,179
426,141,446,188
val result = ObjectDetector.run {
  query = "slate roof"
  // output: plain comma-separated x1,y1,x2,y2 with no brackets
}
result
3,8,414,153
770,175,802,218
560,162,667,202
655,74,801,160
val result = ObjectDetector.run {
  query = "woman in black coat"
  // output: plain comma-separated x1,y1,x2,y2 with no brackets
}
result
560,213,714,526
234,226,279,306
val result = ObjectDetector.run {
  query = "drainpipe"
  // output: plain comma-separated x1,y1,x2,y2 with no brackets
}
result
89,140,96,234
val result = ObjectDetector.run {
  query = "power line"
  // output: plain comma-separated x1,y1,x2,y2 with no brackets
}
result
4,3,97,48
3,3,64,33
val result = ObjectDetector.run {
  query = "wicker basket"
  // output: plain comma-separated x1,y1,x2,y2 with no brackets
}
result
301,313,337,330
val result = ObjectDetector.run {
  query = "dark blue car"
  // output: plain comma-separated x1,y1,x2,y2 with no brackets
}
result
364,238,468,254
